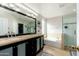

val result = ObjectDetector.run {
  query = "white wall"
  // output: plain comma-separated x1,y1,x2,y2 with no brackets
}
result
42,18,47,37
36,15,42,34
77,3,79,46
77,3,79,56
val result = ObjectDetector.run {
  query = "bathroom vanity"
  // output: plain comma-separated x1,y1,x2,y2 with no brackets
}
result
0,5,44,56
0,34,44,56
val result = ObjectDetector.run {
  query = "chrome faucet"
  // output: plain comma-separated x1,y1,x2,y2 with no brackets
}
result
11,32,16,37
7,31,10,38
6,31,16,38
7,27,16,38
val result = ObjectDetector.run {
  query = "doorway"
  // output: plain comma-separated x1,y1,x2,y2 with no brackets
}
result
18,23,23,34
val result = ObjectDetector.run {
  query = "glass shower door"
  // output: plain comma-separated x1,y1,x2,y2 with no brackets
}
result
63,24,76,47
62,13,77,56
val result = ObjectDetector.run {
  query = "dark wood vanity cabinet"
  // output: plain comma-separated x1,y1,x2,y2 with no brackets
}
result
26,39,37,56
40,36,44,48
20,35,44,56
13,45,18,56
0,35,44,56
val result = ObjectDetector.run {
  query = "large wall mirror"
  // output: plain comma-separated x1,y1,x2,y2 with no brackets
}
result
0,5,36,37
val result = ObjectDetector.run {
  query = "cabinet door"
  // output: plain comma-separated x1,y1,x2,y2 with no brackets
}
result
41,36,44,48
0,47,13,56
37,38,40,52
32,39,37,55
13,45,18,56
26,40,33,56
26,39,37,56
18,43,26,56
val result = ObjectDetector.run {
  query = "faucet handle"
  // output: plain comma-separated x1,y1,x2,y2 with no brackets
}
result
8,31,10,35
6,31,10,38
11,32,16,37
11,31,14,34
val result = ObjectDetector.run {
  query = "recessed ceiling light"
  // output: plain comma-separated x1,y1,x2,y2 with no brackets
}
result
73,9,76,12
59,4,65,8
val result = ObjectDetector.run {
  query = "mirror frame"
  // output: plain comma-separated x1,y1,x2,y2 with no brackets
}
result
0,4,37,38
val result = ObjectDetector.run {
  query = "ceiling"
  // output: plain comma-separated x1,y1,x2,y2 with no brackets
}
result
25,3,76,18
0,3,76,19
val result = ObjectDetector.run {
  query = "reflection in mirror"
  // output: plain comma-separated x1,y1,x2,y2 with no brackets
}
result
0,6,36,37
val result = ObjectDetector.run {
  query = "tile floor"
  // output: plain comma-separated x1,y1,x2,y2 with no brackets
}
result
37,45,70,56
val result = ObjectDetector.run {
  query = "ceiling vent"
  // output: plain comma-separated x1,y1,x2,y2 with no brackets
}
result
59,4,65,8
